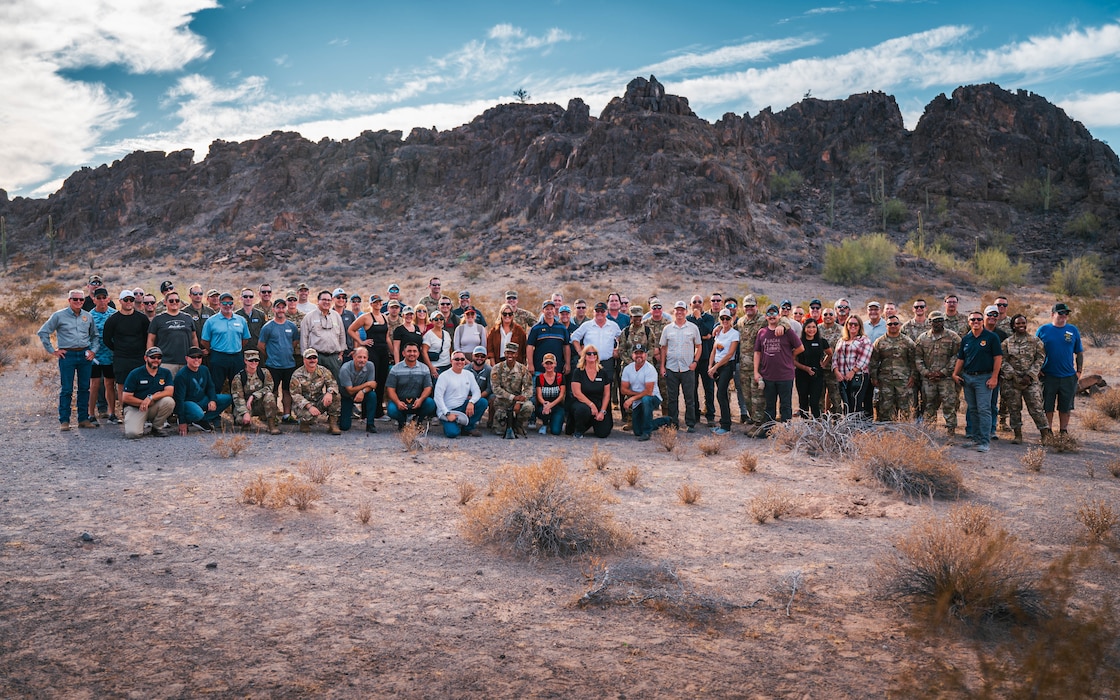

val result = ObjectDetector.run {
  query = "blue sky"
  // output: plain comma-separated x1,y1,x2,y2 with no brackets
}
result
2,0,1119,198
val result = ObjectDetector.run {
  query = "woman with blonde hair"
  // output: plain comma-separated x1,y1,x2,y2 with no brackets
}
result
832,314,872,416
570,344,613,438
486,303,526,365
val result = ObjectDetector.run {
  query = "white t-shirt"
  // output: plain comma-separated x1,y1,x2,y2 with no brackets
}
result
712,326,739,365
423,328,452,368
621,360,661,400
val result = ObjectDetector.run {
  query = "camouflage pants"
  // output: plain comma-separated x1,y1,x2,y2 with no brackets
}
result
823,370,844,415
1001,379,1047,431
292,396,341,423
242,391,278,423
738,355,766,423
876,380,912,421
921,378,959,429
490,398,534,434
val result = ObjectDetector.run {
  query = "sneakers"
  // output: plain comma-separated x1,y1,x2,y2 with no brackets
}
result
711,427,730,435
976,444,990,453
366,423,379,434
637,433,651,442
106,414,120,424
78,420,99,429
150,426,170,437
574,432,584,439
538,425,547,435
467,429,483,437
191,420,214,433
686,425,696,433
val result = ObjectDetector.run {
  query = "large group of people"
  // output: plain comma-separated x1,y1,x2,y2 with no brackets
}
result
38,275,1085,449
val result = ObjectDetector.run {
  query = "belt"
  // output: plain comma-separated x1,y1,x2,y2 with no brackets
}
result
965,370,991,376
61,347,88,352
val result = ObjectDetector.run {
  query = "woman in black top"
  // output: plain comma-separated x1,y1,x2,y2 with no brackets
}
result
349,296,391,418
794,318,831,418
535,353,566,435
570,345,613,438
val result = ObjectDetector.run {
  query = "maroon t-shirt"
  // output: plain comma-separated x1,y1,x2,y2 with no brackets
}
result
754,326,802,381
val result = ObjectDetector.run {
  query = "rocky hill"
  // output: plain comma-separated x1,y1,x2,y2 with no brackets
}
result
0,77,1116,282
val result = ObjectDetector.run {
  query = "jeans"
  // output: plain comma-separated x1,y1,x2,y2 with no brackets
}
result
664,369,698,428
439,397,488,438
629,395,661,437
715,363,735,430
208,351,245,394
964,383,1001,437
762,378,795,424
796,368,826,418
58,350,93,423
540,404,566,435
387,398,437,427
963,373,994,446
839,373,868,415
340,391,377,431
179,395,233,423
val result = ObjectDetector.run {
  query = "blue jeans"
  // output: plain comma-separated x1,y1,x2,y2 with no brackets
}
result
58,350,93,423
540,404,566,435
439,398,489,438
179,395,233,423
963,373,994,446
629,395,661,437
387,398,437,427
340,391,377,431
965,383,1001,437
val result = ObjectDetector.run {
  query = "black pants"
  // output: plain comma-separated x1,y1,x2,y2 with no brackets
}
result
571,401,613,437
370,344,391,418
715,363,735,430
796,368,825,418
695,362,715,421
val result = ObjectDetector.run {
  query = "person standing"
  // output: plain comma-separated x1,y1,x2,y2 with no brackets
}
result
1036,302,1084,439
818,307,844,415
38,289,101,430
833,315,872,416
1001,314,1049,444
147,290,197,377
659,301,703,432
301,290,347,380
570,301,621,383
707,308,739,434
87,287,118,425
235,288,268,350
103,290,149,423
915,311,961,437
869,315,917,421
952,311,1003,452
794,318,830,419
753,304,804,429
201,293,250,393
348,296,392,420
688,295,716,425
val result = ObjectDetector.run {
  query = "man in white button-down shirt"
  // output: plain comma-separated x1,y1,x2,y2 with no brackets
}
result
571,301,622,383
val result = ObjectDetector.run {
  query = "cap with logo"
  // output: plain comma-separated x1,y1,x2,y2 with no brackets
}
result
472,345,487,356
118,290,135,301
302,348,319,359
159,281,174,293
145,346,163,358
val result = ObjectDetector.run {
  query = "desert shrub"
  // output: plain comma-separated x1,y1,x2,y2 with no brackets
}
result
769,170,804,197
883,197,908,225
823,233,898,286
677,482,702,505
973,247,1029,289
738,450,758,473
1064,211,1102,240
624,465,641,487
1048,433,1080,453
766,412,886,456
1049,255,1103,297
1079,411,1109,432
747,486,797,524
457,481,477,505
1091,390,1120,420
696,434,726,456
398,420,426,451
578,559,742,622
298,459,335,484
461,457,630,557
1021,446,1045,472
286,481,321,511
609,473,623,490
855,431,962,500
876,513,1044,624
1009,177,1047,211
1108,459,1120,478
586,444,611,470
357,500,372,524
655,425,679,453
949,503,996,536
211,434,250,458
241,473,272,506
1076,298,1120,347
1075,498,1117,540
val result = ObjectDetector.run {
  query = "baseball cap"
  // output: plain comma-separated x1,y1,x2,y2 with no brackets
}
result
387,283,400,293
333,288,346,298
206,289,220,297
244,350,260,361
632,343,648,353
929,310,946,321
984,305,1000,316
92,287,108,298
459,290,471,299
504,342,519,352
145,346,163,358
298,282,310,291
1052,302,1071,314
594,302,608,311
273,298,287,308
541,299,556,308
780,299,792,308
674,300,687,309
766,304,780,314
558,305,571,313
742,294,757,306
505,290,518,299
219,292,234,301
472,345,487,356
388,300,401,308
542,353,557,364
88,274,103,284
118,290,136,301
809,299,822,308
186,346,204,358
350,294,362,302
629,304,643,314
369,294,382,303
719,308,732,318
866,300,881,309
159,280,174,293
302,348,319,359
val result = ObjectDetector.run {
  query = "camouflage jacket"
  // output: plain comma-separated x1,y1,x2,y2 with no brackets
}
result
231,367,276,416
287,309,305,335
915,329,961,378
737,314,790,356
996,316,1013,337
901,318,930,343
491,360,533,401
1000,333,1046,380
870,333,918,383
819,322,843,369
942,314,967,337
618,323,657,367
644,316,671,355
290,365,339,410
511,308,536,333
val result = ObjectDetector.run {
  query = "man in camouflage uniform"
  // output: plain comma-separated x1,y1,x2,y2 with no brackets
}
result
915,311,961,436
231,349,280,434
1000,314,1050,444
818,306,844,414
993,295,1013,431
870,314,918,421
643,300,671,411
284,290,305,334
942,294,966,337
504,291,537,333
618,305,657,428
902,299,931,416
490,342,534,436
290,348,341,434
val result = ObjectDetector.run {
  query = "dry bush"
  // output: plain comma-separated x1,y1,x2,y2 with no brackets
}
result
747,486,797,524
1048,433,1080,453
609,473,623,490
948,503,996,537
586,444,611,471
738,450,758,473
398,420,426,451
211,434,251,458
876,512,1044,625
1075,498,1117,540
624,465,640,487
697,434,727,457
1079,410,1110,432
241,473,272,506
1108,458,1120,478
267,475,295,509
298,459,335,484
655,425,679,453
766,412,883,457
1021,445,1045,472
286,480,321,511
461,457,630,557
357,500,372,525
855,431,962,501
1089,389,1120,420
457,480,477,505
677,482,702,505
577,559,745,622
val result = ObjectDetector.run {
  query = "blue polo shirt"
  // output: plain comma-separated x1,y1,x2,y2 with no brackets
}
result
957,329,1002,374
527,319,571,373
1036,323,1082,377
201,313,250,354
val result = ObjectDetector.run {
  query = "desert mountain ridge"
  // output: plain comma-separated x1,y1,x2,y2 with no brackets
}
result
0,76,1116,283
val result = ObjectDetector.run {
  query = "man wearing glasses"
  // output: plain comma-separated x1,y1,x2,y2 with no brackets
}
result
255,284,275,321
121,347,175,438
952,311,1003,452
869,314,918,421
147,290,197,377
504,290,536,332
753,304,803,429
433,351,487,438
942,294,965,336
183,284,214,336
301,290,347,380
201,292,251,393
687,295,716,425
819,305,845,415
236,288,268,348
38,289,101,430
81,274,116,311
418,278,442,311
915,311,961,437
452,290,486,327
141,295,159,323
289,348,342,435
103,290,150,419
1036,302,1084,439
572,299,590,327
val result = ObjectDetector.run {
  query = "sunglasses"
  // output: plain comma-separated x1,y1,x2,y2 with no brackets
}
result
887,322,901,327
245,358,259,363
847,321,861,326
451,357,467,362
836,305,850,310
260,290,272,294
1057,310,1070,316
969,318,984,322
502,312,513,316
585,351,598,356
986,312,999,317
242,294,254,299
147,355,163,360
306,357,318,362
69,297,84,302
121,297,135,302
220,301,234,307
543,360,555,365
996,303,1008,307
190,291,203,296
822,312,835,317
765,311,778,317
144,301,157,305
166,299,180,304
576,306,587,310
913,304,926,309
89,281,103,287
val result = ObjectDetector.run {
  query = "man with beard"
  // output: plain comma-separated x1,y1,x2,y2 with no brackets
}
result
121,347,176,438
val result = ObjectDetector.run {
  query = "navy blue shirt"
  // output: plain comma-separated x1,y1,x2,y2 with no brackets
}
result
607,311,630,332
687,312,716,362
957,329,1002,374
526,319,572,374
123,366,174,400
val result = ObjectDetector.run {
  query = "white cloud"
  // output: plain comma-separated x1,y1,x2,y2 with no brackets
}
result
1059,91,1120,128
641,36,822,76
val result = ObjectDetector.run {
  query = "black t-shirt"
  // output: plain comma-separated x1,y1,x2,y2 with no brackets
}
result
799,336,830,371
393,324,424,353
572,367,607,405
148,312,196,364
102,311,150,360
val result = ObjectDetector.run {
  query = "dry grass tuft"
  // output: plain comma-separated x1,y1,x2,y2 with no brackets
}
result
655,425,679,453
1075,498,1117,540
1079,410,1110,432
747,486,797,524
677,482,702,505
398,420,427,451
876,512,1044,625
461,457,630,557
298,459,335,484
765,412,885,457
949,503,996,537
457,480,477,505
357,500,372,525
696,434,727,457
624,465,640,487
1048,432,1081,453
855,431,962,501
1021,445,1046,472
609,473,623,490
241,473,272,506
577,559,746,622
1108,458,1120,478
285,480,321,511
586,443,611,470
1089,389,1120,420
211,434,251,458
738,450,759,474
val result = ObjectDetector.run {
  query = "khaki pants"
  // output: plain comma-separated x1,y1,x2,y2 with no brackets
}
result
124,397,176,438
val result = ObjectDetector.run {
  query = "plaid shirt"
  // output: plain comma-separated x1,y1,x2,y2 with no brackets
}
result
833,336,872,375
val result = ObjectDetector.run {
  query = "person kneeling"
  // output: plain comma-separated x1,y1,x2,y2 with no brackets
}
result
175,346,233,434
121,347,176,438
620,344,662,441
290,348,342,435
231,350,280,434
386,343,437,430
433,351,487,438
339,347,378,433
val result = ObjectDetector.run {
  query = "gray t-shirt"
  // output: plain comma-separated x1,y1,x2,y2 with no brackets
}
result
339,360,377,390
385,361,433,400
148,312,196,364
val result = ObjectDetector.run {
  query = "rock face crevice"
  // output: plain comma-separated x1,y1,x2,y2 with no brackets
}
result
1,77,1116,278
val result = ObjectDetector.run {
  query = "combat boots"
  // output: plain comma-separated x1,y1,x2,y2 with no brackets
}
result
1039,427,1053,445
328,416,341,435
300,421,311,434
268,416,281,435
1011,428,1022,445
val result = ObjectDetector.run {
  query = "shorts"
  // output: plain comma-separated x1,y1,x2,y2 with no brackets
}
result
1042,374,1077,413
91,363,116,379
113,357,143,383
267,365,295,395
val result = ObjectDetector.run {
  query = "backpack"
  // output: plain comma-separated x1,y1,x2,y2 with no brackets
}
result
237,366,268,398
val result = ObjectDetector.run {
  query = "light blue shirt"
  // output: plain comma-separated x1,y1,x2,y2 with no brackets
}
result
202,313,249,353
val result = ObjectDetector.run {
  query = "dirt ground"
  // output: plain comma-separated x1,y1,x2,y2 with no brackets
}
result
3,269,1120,698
